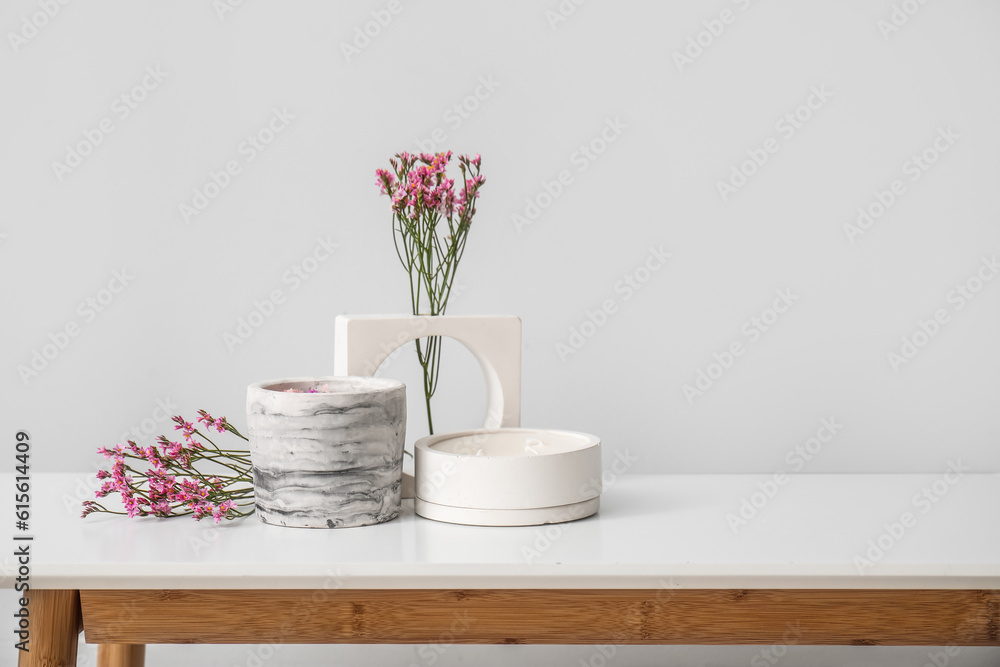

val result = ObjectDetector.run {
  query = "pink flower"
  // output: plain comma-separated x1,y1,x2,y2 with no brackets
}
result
192,501,213,521
197,410,228,434
111,459,127,485
151,499,172,516
157,437,190,465
96,446,123,459
122,493,143,518
375,168,396,195
172,416,195,438
213,500,235,523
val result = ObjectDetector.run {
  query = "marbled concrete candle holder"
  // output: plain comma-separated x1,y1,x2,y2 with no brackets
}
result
246,376,406,528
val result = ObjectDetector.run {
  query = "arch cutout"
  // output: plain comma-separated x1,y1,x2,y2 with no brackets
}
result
334,315,521,429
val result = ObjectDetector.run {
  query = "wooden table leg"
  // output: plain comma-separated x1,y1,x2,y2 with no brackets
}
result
17,589,81,667
97,644,146,667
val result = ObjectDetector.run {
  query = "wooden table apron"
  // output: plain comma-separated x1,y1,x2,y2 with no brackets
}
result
18,586,1000,667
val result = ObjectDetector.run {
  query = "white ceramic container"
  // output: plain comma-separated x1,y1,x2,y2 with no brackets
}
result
414,428,602,526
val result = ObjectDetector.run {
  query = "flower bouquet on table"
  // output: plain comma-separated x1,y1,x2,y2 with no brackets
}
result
375,150,485,434
82,410,254,523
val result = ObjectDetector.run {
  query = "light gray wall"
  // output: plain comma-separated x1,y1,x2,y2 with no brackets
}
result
3,1,998,665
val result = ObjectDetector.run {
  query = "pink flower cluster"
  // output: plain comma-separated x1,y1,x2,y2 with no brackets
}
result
282,383,331,393
376,151,484,222
82,410,252,523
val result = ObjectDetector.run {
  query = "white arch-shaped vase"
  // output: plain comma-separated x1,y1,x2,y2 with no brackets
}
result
333,315,521,429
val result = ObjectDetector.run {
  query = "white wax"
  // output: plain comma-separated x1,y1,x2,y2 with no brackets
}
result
430,431,588,457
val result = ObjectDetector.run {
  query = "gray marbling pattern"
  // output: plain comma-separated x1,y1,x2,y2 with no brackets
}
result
246,377,406,528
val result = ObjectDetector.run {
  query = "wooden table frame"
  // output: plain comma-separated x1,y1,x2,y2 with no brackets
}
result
21,587,1000,667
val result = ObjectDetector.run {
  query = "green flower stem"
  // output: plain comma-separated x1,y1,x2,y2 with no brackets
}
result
380,152,484,436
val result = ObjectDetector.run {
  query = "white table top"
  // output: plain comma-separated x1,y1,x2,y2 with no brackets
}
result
3,473,998,590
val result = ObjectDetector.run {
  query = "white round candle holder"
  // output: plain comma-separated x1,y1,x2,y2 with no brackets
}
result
414,428,602,527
